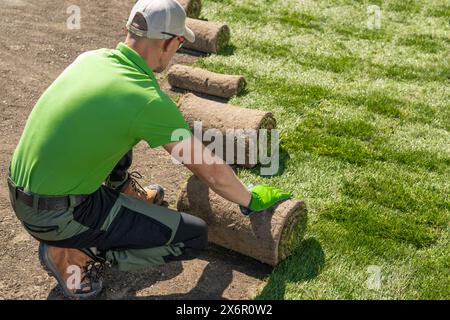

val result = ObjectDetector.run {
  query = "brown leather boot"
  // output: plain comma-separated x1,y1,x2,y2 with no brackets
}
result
38,242,104,299
120,172,165,205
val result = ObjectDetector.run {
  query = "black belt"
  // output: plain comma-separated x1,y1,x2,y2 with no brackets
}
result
7,176,88,211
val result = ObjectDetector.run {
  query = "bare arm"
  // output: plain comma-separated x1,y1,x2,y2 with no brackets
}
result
163,136,251,207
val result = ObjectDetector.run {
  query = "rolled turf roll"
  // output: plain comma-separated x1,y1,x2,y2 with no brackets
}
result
177,93,276,167
184,18,230,54
168,64,246,98
178,0,202,18
176,175,308,266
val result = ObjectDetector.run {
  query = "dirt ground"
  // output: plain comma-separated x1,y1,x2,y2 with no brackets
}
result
0,0,271,299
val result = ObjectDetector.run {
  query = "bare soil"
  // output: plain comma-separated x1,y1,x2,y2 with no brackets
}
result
0,0,271,300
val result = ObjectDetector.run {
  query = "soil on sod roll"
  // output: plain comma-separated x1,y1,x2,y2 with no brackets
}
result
168,64,246,98
177,93,276,168
184,18,230,54
178,0,202,19
177,175,308,266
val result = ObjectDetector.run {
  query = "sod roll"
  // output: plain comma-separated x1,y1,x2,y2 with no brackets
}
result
168,64,246,98
177,93,276,167
176,175,308,266
178,0,202,18
184,18,230,54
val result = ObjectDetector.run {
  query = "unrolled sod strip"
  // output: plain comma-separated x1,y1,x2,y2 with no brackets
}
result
177,175,308,266
184,18,230,54
168,64,246,98
178,0,202,18
177,93,276,168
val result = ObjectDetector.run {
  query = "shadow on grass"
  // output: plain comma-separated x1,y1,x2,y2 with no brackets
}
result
255,238,325,299
240,146,291,177
236,86,250,97
218,44,236,57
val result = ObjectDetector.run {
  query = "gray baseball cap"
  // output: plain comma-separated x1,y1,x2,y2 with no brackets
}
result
127,0,195,42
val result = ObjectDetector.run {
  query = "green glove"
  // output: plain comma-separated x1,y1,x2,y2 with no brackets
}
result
240,184,292,215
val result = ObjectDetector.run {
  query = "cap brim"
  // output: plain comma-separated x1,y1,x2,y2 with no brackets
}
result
183,26,195,43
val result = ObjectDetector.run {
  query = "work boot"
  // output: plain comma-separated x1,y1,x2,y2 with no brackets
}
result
38,242,105,300
119,171,165,205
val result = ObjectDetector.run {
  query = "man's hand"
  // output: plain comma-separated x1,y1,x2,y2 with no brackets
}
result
163,138,290,216
240,184,292,216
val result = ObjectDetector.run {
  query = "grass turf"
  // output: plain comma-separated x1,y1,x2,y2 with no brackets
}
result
195,0,450,299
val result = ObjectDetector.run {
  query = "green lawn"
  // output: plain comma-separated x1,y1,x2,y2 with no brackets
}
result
195,0,450,299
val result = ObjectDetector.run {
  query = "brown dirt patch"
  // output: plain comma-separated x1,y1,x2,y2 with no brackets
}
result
0,0,271,300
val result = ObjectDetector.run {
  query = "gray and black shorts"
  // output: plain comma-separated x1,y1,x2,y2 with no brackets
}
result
8,150,208,271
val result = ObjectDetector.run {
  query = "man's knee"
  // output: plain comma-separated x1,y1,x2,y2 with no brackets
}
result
195,217,208,250
173,212,208,250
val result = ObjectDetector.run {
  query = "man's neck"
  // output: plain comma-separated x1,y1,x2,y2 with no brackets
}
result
124,36,159,71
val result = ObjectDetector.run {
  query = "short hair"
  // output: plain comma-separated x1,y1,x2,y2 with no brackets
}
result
128,12,148,40
130,12,148,31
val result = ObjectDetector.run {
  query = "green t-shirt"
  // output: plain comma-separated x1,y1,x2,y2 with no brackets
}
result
10,42,191,195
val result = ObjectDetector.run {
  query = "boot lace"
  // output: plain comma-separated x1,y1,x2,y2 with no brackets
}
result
82,260,106,284
128,171,149,200
78,250,108,290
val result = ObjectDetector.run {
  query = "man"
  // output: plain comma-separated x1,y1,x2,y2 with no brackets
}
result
7,0,291,299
